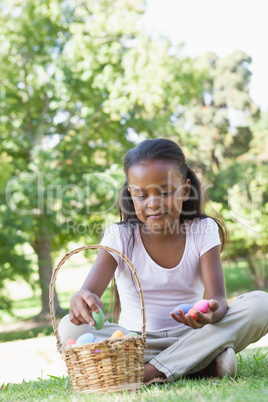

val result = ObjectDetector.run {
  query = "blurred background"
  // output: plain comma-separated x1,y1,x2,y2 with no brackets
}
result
0,0,267,342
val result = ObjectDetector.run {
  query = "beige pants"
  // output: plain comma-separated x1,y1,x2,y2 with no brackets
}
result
58,291,268,381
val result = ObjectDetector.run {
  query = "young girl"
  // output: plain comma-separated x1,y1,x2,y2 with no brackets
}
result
59,138,268,384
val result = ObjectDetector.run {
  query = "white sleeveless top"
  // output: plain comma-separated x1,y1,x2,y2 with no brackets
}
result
100,218,221,332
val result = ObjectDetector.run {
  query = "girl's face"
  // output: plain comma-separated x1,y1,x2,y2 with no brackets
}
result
127,160,191,233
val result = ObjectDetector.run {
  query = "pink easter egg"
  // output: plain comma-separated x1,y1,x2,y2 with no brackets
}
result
193,299,210,313
92,349,101,354
188,308,198,320
66,338,76,346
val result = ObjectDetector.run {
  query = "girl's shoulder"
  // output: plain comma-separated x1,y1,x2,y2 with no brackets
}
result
185,217,219,235
100,222,138,251
102,222,137,237
100,222,137,265
184,217,221,256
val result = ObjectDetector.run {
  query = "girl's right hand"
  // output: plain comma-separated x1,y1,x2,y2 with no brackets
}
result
69,290,104,326
170,299,220,329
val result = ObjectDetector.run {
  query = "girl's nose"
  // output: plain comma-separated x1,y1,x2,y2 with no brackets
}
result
147,195,161,209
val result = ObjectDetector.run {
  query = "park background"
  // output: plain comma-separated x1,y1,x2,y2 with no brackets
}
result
0,0,267,400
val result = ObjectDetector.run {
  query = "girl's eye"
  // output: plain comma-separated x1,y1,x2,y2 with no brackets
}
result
134,192,173,199
161,192,173,196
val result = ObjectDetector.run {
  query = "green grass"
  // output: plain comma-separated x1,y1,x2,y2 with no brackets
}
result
1,348,268,401
0,325,55,343
223,260,256,298
0,287,112,343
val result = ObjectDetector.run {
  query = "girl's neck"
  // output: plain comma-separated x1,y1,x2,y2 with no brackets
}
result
140,220,184,241
139,221,186,268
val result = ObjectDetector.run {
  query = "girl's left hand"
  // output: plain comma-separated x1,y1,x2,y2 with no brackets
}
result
170,299,220,329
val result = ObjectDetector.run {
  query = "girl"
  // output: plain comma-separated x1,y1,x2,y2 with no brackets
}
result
59,138,268,384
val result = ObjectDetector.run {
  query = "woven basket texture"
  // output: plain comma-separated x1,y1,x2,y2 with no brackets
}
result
49,245,146,394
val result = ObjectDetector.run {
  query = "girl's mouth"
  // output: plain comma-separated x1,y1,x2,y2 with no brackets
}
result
147,213,167,220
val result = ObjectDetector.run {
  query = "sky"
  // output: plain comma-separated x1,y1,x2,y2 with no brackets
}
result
145,0,268,111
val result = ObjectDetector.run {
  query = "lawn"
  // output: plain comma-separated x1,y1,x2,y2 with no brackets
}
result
1,348,268,401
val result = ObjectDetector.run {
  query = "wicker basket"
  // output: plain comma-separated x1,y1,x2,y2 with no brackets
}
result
49,244,146,394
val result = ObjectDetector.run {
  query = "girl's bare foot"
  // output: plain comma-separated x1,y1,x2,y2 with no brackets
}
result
144,363,166,383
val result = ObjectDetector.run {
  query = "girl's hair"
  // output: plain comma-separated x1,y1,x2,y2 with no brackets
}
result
119,138,204,225
117,138,227,244
110,138,228,320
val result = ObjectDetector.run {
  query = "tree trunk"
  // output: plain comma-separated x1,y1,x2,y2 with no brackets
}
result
246,253,268,290
32,229,63,318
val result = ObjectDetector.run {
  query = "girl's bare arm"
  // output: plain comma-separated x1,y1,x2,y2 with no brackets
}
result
171,246,228,329
69,249,117,326
200,245,228,322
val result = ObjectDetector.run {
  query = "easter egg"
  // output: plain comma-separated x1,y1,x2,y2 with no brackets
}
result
76,332,95,345
92,309,105,330
92,349,101,354
193,299,210,313
128,332,138,337
66,338,76,346
188,308,198,320
173,303,193,315
93,337,104,343
110,330,124,339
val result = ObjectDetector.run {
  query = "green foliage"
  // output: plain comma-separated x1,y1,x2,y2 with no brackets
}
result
225,164,268,288
0,0,204,312
180,51,267,290
211,114,268,289
0,0,267,313
180,50,260,175
0,211,33,313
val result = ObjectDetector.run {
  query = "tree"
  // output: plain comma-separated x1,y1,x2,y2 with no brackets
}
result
179,50,259,178
0,0,204,315
177,50,267,289
222,111,268,288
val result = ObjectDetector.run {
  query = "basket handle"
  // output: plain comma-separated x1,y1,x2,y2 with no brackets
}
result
49,244,146,350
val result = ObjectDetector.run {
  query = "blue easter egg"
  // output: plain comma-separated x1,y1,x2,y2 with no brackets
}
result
76,332,95,345
93,337,104,343
173,303,193,315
